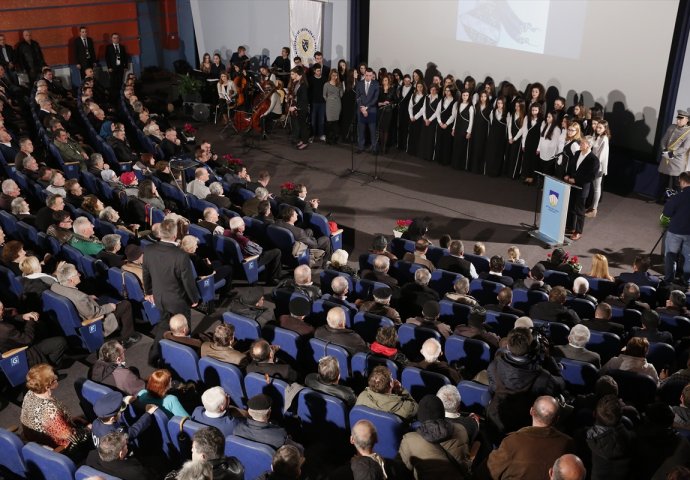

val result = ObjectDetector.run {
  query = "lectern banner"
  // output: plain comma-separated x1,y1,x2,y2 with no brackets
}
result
539,175,571,244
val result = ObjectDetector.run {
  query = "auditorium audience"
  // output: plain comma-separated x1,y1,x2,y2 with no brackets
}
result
355,365,418,420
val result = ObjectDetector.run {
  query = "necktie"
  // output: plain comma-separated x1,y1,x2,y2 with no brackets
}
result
83,38,87,48
115,45,119,54
1,47,8,63
365,82,369,95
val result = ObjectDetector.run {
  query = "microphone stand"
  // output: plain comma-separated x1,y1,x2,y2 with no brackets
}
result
341,83,374,180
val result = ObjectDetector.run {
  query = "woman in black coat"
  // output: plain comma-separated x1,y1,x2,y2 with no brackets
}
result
469,91,491,174
484,96,509,177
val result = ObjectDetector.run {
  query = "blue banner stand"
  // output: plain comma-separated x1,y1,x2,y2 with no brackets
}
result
528,173,576,247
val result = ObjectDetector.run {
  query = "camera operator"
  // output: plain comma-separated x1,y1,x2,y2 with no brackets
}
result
662,171,690,285
486,327,565,441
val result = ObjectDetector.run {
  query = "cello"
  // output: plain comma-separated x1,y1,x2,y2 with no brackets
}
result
250,84,274,133
232,67,247,109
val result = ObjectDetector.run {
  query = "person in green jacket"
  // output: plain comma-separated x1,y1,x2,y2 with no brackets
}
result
69,216,103,256
355,365,418,421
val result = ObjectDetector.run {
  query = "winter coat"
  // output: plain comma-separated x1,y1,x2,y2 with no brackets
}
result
355,388,418,421
398,419,471,479
586,423,635,480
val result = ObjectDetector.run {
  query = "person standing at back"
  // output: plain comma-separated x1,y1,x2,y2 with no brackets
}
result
143,218,200,365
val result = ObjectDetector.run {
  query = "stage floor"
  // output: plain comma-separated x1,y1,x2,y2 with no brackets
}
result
210,122,666,277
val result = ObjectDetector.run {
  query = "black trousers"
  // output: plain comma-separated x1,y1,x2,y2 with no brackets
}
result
27,336,68,367
259,248,282,282
114,300,134,340
567,183,591,234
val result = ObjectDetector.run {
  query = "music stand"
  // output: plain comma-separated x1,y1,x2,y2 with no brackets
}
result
526,171,581,247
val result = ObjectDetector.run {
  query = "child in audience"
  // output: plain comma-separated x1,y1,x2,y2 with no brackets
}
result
507,245,526,265
474,242,486,256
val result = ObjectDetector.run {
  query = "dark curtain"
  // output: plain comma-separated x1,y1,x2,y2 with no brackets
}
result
350,0,370,67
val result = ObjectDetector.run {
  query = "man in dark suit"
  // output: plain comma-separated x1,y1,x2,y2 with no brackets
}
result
0,128,18,163
279,183,320,215
0,33,16,71
361,255,399,291
355,68,379,153
479,255,514,287
581,302,625,337
615,255,660,288
275,206,331,256
107,127,138,164
604,282,650,311
529,286,581,327
564,136,600,241
246,339,299,383
105,33,128,100
86,431,152,479
398,268,440,320
553,324,601,368
233,394,301,450
15,30,46,82
143,218,200,365
486,287,525,317
74,26,97,76
437,240,477,279
159,128,185,160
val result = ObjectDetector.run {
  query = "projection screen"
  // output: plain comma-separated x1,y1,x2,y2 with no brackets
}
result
369,0,679,154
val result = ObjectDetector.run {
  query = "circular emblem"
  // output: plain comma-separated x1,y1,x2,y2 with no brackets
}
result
293,27,317,59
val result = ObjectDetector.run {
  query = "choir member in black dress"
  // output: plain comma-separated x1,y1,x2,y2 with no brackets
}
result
484,96,509,176
418,85,441,161
407,82,426,156
337,59,348,83
377,74,397,154
288,67,310,150
469,91,491,173
210,53,225,79
557,119,581,179
412,69,424,89
528,81,545,110
572,103,591,135
434,84,457,166
520,103,543,184
505,99,526,178
339,70,357,143
451,89,474,171
397,74,413,150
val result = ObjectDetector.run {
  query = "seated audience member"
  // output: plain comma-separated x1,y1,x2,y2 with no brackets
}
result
187,167,211,199
601,336,659,383
52,262,140,346
398,395,472,478
86,431,151,479
160,127,185,159
315,306,368,354
1,240,26,275
11,197,35,225
359,286,401,323
96,233,125,268
402,238,435,272
64,179,85,207
21,364,91,454
327,248,359,280
486,287,525,316
615,255,660,288
473,242,485,256
631,309,674,345
587,253,615,282
438,240,477,278
279,182,320,214
305,355,357,407
605,282,650,311
89,340,145,396
35,193,66,232
198,207,225,234
278,296,315,336
634,402,690,479
444,276,479,306
69,216,103,255
91,391,156,447
225,216,282,285
360,254,399,291
672,384,690,431
0,179,20,212
192,387,239,436
487,328,565,435
247,338,299,382
584,394,635,480
107,126,138,164
437,385,480,442
414,338,461,383
254,200,275,224
277,264,321,301
481,396,575,479
53,128,88,170
516,263,551,293
553,324,601,368
275,206,331,259
163,313,203,351
581,302,625,336
657,289,689,318
201,323,249,368
454,306,500,349
245,169,271,195
325,276,358,312
401,217,430,242
439,234,452,249
355,365,418,421
369,326,409,367
137,368,189,418
121,244,144,284
165,427,244,480
537,247,579,281
180,235,233,291
46,210,74,245
205,181,233,210
479,255,514,287
261,445,306,480
399,268,440,319
19,256,58,312
331,420,402,479
242,186,269,217
529,286,581,327
228,286,275,328
570,279,596,307
0,300,65,367
368,234,397,261
234,394,301,450
406,299,452,338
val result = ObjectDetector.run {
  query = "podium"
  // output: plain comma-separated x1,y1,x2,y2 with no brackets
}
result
528,173,577,247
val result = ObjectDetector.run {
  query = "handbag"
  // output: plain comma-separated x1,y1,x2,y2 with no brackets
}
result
244,239,263,256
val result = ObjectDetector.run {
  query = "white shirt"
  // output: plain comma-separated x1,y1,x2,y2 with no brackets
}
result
453,103,474,134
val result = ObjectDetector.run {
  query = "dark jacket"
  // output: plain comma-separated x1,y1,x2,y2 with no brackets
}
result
437,255,473,278
233,418,290,450
586,423,635,480
246,360,299,383
305,372,357,407
529,301,581,327
479,271,514,287
398,419,471,479
314,325,368,355
191,407,239,437
89,359,145,396
85,449,151,480
398,283,440,319
228,298,275,328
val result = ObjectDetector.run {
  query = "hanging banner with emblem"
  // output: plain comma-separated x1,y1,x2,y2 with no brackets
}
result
289,0,322,66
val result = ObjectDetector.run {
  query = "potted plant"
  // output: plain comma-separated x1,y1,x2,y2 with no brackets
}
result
178,73,202,102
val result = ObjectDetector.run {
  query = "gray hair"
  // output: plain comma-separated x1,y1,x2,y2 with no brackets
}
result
180,235,198,252
176,460,213,480
330,249,349,267
248,407,271,422
326,306,346,329
209,182,223,195
454,277,470,294
101,234,121,252
56,262,79,284
568,324,591,348
99,206,119,223
317,355,340,383
201,386,227,414
415,268,431,285
254,186,269,200
98,339,124,363
1,179,17,195
202,207,217,221
573,277,589,295
10,197,27,215
421,338,442,362
437,385,461,413
293,265,311,285
90,152,103,165
373,255,389,272
97,431,128,462
228,216,244,231
331,276,349,296
22,156,36,169
72,216,92,235
670,290,686,308
581,135,594,147
515,316,534,329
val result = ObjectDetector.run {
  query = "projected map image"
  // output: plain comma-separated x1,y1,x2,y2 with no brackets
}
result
456,0,549,54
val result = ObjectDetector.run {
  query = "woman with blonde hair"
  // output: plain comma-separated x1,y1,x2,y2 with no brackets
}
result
588,253,614,281
556,119,581,178
587,120,611,217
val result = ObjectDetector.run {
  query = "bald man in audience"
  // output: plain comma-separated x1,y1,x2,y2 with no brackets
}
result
314,307,368,355
163,314,203,351
480,396,575,479
549,454,587,480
